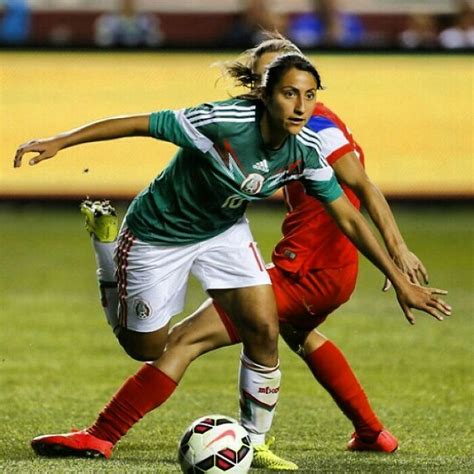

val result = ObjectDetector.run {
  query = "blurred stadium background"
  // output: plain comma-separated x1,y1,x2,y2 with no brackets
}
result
1,0,472,200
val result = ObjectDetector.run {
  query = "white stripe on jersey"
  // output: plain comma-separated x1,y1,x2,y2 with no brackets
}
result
186,104,256,119
199,104,256,112
190,117,255,128
174,109,214,153
300,127,322,149
303,166,334,182
174,108,247,180
316,127,350,161
296,134,323,157
188,110,255,124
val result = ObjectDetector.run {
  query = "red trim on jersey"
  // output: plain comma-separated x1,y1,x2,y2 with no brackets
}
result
223,139,246,172
116,229,135,329
326,143,355,166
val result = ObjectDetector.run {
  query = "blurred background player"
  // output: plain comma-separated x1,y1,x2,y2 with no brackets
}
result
222,0,286,48
438,0,474,49
399,14,439,49
288,0,365,48
25,40,451,470
94,0,163,48
0,0,31,45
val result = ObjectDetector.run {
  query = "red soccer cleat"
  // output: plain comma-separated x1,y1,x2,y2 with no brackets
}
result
347,430,398,453
31,429,114,459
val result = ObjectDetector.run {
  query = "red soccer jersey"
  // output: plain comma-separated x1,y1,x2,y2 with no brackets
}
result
272,103,365,275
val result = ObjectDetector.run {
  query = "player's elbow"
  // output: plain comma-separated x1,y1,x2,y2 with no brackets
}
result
333,212,361,242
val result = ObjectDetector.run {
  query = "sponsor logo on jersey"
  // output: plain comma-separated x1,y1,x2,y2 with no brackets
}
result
241,173,264,195
258,386,280,394
253,159,269,173
134,299,152,320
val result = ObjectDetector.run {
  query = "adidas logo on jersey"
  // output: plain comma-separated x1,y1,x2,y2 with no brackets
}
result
253,159,269,173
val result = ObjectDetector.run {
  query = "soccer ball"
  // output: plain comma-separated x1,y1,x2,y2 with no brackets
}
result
178,414,253,473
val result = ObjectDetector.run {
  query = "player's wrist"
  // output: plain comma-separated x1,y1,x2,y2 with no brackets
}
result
387,266,409,291
387,241,409,259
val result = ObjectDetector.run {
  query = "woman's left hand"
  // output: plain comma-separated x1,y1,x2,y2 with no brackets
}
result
383,249,429,291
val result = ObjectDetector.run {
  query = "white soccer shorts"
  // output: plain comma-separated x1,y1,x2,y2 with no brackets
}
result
115,217,270,333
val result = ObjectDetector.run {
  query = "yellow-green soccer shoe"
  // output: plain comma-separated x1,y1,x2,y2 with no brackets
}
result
80,199,118,243
252,437,298,471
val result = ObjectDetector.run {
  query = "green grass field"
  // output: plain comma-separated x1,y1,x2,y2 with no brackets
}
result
0,202,473,473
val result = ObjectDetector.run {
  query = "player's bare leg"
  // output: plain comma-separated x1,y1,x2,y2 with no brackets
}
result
280,323,398,453
209,285,279,366
153,299,234,381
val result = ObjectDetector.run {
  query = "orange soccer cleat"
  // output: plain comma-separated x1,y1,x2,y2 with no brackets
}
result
31,429,114,459
347,430,398,453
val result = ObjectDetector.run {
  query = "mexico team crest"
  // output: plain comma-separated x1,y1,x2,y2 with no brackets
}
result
241,173,264,195
134,299,152,320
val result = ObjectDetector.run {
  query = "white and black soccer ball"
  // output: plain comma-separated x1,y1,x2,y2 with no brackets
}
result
178,414,253,473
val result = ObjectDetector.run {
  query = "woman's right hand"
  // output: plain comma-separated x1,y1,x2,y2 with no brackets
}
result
14,137,63,168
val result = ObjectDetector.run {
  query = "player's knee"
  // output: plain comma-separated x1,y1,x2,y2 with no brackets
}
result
167,319,195,346
280,323,316,358
246,317,278,345
117,328,166,362
240,317,279,366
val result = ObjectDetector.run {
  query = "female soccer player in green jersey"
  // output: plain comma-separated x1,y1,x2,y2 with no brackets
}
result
15,53,451,469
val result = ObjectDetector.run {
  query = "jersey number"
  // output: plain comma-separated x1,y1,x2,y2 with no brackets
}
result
222,194,245,209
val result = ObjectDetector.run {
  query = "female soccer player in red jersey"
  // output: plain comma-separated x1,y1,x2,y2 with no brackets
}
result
20,38,450,470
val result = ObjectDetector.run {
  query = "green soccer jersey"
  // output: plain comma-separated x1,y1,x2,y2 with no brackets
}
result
125,97,342,245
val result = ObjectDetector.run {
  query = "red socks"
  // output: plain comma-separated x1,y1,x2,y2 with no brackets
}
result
305,340,383,441
87,343,381,445
88,363,177,445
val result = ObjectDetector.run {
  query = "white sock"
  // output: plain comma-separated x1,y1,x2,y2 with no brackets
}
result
92,240,116,282
92,240,119,333
98,281,119,334
239,352,281,446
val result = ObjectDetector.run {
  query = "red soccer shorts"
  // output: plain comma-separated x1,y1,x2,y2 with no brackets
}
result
215,262,358,342
269,263,358,331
